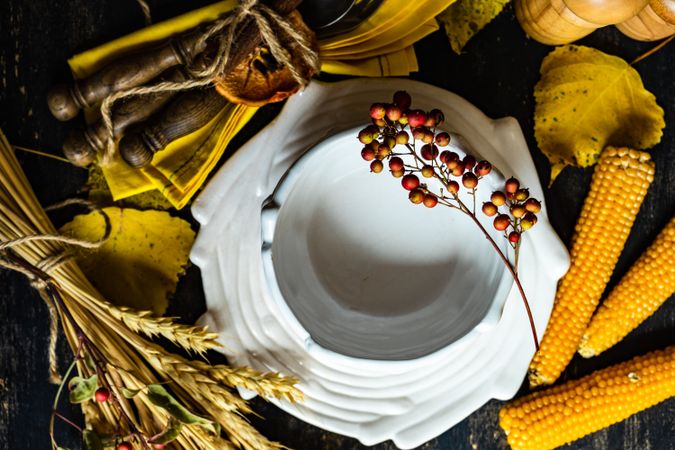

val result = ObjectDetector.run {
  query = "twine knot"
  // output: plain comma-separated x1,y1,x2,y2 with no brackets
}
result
100,0,320,165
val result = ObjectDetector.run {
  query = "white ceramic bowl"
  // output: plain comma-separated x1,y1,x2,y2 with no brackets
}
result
191,79,570,449
262,128,513,360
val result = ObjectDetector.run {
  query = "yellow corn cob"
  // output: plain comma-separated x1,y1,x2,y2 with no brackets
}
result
528,147,654,387
501,346,675,450
579,216,675,357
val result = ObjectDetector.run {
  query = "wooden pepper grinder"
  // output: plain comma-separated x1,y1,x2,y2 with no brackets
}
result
515,0,649,45
616,0,675,41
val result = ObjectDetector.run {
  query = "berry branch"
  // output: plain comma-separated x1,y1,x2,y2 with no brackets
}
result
358,91,541,351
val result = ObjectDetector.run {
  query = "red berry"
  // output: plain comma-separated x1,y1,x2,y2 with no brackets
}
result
515,188,529,201
524,198,541,213
395,131,409,145
407,109,427,128
510,205,526,218
421,165,435,178
389,156,404,171
391,169,405,178
117,443,133,450
423,194,438,208
393,91,412,110
385,104,402,121
398,113,409,125
357,129,373,144
428,109,444,126
491,191,506,206
521,215,535,230
361,147,375,161
462,172,478,189
463,155,476,170
422,129,435,144
452,161,466,177
402,174,420,191
152,445,166,450
509,231,521,243
409,189,424,204
95,387,110,402
377,145,391,159
482,202,498,216
446,180,460,194
523,211,538,225
435,132,451,147
420,144,439,160
372,118,386,127
412,127,425,141
475,160,492,176
369,103,386,120
370,160,384,173
505,177,520,194
493,214,511,231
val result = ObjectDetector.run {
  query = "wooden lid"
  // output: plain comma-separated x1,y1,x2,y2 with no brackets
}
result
651,0,675,23
564,0,650,25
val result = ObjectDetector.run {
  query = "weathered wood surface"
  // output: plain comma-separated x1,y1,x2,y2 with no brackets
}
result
0,1,673,449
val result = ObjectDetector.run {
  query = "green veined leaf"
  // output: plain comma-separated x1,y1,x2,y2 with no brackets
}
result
149,418,183,445
146,384,220,435
82,429,104,450
121,387,142,399
68,375,98,404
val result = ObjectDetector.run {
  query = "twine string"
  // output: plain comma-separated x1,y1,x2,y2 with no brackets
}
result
0,200,110,384
99,0,320,164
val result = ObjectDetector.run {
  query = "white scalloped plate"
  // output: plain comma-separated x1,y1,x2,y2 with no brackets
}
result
191,79,569,449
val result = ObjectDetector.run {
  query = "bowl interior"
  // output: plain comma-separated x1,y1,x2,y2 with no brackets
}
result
267,129,511,360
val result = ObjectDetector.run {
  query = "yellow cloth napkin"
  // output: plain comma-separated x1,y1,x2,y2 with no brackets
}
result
69,0,456,208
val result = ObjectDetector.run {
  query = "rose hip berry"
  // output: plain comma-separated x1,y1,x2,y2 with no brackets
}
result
409,189,424,204
392,90,412,110
515,188,529,201
358,129,373,145
435,132,451,147
391,169,404,178
505,177,520,194
446,180,460,194
452,161,466,176
369,103,386,120
508,231,521,243
421,165,435,178
389,156,404,171
412,127,425,141
482,202,498,216
395,131,409,145
402,174,420,190
95,387,110,403
463,155,476,170
420,144,439,160
491,191,506,206
462,172,478,189
426,109,444,127
370,160,384,173
524,198,541,213
407,109,427,128
361,147,375,161
493,214,511,231
423,194,438,208
152,445,166,449
117,443,133,450
510,205,526,218
385,104,402,121
377,144,391,159
475,160,492,176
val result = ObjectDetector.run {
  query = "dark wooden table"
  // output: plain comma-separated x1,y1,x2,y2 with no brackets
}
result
1,1,673,449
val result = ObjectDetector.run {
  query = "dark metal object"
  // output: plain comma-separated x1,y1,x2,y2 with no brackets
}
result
298,0,383,38
118,87,227,168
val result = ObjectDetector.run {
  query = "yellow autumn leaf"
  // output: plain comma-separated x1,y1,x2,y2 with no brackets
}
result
437,0,510,54
86,165,174,211
60,207,195,314
535,45,665,182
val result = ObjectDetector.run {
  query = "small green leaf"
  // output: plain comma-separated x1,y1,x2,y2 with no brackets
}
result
121,387,142,398
68,375,98,404
146,384,219,435
84,355,96,372
82,429,104,450
149,418,183,445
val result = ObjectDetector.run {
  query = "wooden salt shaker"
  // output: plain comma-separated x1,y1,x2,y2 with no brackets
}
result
616,0,675,41
515,0,649,44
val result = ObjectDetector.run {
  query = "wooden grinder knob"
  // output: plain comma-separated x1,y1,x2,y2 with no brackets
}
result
617,0,675,40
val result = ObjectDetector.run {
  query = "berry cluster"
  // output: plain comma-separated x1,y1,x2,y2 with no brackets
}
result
358,91,541,250
482,177,541,245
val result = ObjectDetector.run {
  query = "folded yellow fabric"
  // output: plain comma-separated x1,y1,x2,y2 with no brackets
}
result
69,0,456,208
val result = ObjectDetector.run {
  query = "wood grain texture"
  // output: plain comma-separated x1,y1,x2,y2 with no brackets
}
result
0,1,673,449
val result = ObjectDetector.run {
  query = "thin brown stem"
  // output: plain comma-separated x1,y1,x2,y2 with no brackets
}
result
631,35,674,65
54,411,83,433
